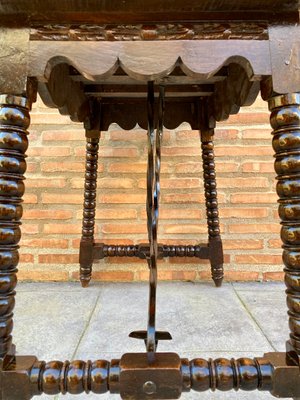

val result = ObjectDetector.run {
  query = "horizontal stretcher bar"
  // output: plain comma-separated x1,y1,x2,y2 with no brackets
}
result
93,243,210,260
2,351,300,399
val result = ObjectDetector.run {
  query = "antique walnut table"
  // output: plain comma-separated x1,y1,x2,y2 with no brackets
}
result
1,1,300,399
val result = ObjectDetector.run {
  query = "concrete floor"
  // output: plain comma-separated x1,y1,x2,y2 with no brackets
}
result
13,281,291,399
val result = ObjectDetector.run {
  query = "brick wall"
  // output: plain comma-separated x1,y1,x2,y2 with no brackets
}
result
19,95,283,283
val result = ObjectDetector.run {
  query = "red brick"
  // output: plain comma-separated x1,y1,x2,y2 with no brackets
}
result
23,209,73,220
163,193,226,204
140,209,203,220
71,178,135,189
27,147,71,157
27,162,38,173
21,238,69,249
72,238,134,249
198,271,259,281
136,270,196,281
174,163,202,174
138,178,201,189
99,194,145,204
224,271,260,281
20,254,34,263
241,129,271,140
219,208,268,219
110,130,171,141
230,192,277,204
72,271,134,282
102,224,147,234
268,239,282,249
26,178,66,188
22,224,39,234
263,272,284,281
215,129,239,140
30,113,72,125
75,146,138,158
23,193,38,204
176,130,199,141
18,270,69,281
43,224,83,235
162,147,200,157
223,112,269,125
215,146,273,157
176,129,238,141
215,162,240,173
108,163,147,173
162,193,204,204
76,209,137,220
39,254,79,264
235,254,282,264
229,223,280,234
42,129,85,141
174,162,239,174
163,224,209,234
41,161,104,173
41,161,84,172
218,177,269,188
273,209,280,219
241,162,274,173
42,193,83,204
222,239,263,250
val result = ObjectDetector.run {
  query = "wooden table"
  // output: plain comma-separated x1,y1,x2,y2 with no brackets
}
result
1,1,300,399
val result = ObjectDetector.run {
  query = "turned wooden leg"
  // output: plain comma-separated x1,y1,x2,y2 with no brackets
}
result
199,100,224,287
0,95,30,357
269,93,300,354
79,134,100,287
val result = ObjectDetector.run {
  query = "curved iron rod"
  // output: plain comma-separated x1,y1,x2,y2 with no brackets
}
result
146,83,165,361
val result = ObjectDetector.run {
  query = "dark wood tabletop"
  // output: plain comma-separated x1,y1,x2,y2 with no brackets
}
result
0,0,299,25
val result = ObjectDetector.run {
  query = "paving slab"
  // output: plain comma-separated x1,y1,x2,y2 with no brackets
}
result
13,287,99,360
11,282,294,400
75,282,273,359
234,283,288,351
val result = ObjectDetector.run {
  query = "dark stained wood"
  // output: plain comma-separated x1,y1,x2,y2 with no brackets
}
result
0,28,30,94
2,1,300,399
0,95,31,357
269,93,300,356
29,40,271,83
0,0,298,25
199,98,224,286
99,99,200,131
269,24,300,94
37,63,89,122
29,22,269,41
6,352,300,398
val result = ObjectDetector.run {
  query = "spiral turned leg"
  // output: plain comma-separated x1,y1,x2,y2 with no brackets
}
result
269,93,300,354
0,95,30,358
80,135,100,287
201,134,224,287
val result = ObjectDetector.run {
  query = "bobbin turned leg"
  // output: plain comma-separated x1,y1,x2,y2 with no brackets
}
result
0,95,31,358
79,101,101,287
199,99,224,287
269,94,300,360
